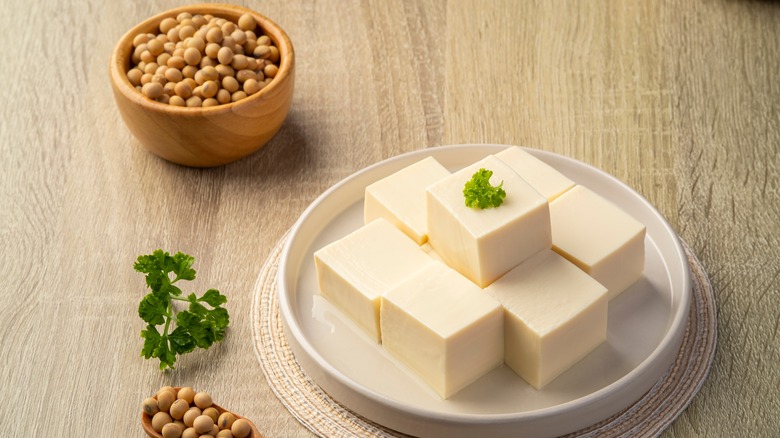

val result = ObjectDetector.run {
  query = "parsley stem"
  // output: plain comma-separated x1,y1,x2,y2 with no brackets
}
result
170,296,190,302
162,302,172,341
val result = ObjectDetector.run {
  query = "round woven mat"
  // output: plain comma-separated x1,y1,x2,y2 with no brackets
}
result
251,234,717,437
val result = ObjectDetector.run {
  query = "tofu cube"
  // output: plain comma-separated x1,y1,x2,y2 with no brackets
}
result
426,155,551,287
364,157,451,244
486,249,608,389
549,185,646,299
381,262,504,398
314,219,436,342
495,146,575,202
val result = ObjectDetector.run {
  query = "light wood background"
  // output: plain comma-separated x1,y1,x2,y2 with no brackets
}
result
1,0,778,436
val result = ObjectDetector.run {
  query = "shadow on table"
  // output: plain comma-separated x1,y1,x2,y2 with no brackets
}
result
220,113,309,181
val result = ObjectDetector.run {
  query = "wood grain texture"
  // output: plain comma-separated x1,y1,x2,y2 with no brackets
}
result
664,2,780,436
0,0,777,437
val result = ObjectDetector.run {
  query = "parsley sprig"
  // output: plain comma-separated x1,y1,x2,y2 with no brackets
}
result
463,168,507,209
135,250,229,370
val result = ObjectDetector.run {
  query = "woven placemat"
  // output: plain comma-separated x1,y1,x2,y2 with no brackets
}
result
251,234,717,437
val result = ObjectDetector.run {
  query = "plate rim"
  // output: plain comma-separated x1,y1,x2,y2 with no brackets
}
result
276,144,691,431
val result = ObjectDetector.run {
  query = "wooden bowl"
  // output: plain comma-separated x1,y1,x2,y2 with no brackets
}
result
141,387,262,437
109,4,294,167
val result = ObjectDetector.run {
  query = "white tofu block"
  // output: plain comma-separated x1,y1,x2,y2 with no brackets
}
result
485,249,608,389
426,155,551,287
495,146,575,202
314,219,436,342
364,157,451,244
381,262,504,398
550,185,646,300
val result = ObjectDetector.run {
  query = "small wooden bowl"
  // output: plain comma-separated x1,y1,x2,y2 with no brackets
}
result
109,4,295,167
141,387,262,437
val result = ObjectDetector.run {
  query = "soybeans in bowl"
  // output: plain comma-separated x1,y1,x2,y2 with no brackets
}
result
109,4,295,167
141,386,262,438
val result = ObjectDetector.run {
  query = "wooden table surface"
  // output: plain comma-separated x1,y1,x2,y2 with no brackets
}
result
2,0,778,436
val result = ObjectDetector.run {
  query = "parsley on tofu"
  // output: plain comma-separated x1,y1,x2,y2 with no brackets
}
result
463,168,506,209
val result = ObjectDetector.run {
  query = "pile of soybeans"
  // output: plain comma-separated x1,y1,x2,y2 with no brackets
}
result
127,12,280,107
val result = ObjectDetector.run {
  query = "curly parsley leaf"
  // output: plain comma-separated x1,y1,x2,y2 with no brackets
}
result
135,250,229,370
201,289,228,307
463,168,507,209
168,326,197,355
172,252,196,281
138,293,167,326
140,324,163,359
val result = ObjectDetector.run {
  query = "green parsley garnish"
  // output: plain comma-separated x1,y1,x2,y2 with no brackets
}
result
135,250,229,370
463,168,507,209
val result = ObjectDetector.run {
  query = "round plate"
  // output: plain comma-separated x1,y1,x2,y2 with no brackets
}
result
277,144,691,437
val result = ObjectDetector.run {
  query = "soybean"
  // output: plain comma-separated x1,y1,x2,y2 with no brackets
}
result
194,392,213,409
177,386,196,404
169,398,190,420
231,419,251,438
142,397,159,416
162,422,183,438
193,415,214,434
157,389,176,412
152,411,173,433
182,406,202,426
217,412,236,430
238,13,256,31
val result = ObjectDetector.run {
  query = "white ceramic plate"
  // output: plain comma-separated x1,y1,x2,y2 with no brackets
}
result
277,145,690,438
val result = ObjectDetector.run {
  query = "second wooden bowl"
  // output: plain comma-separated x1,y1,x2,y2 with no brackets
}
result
141,387,262,437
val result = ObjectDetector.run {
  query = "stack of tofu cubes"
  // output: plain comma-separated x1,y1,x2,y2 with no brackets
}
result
314,147,646,398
